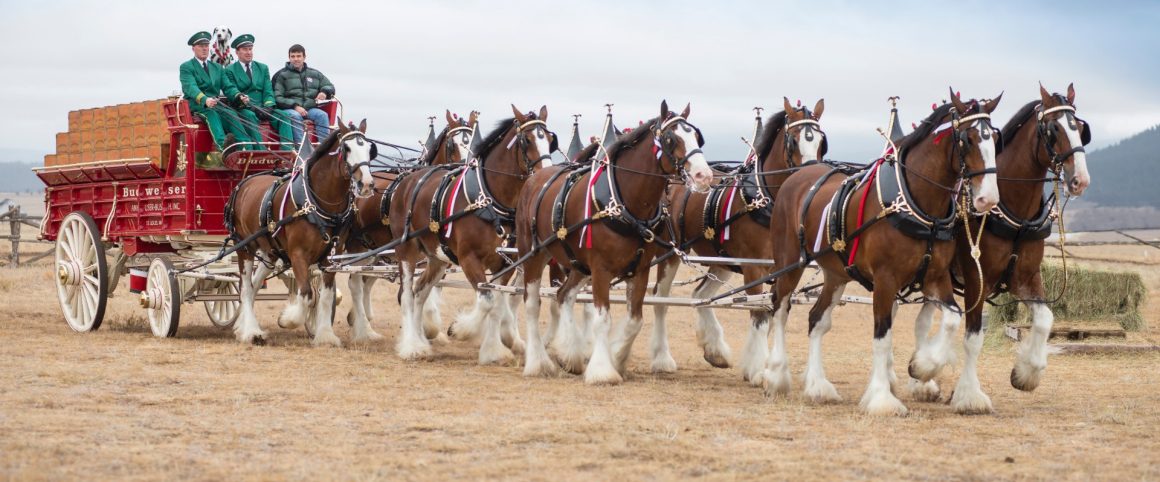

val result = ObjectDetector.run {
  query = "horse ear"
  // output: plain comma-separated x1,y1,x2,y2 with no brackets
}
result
336,117,347,133
446,109,455,126
358,118,367,133
660,100,670,118
680,103,691,119
469,110,479,127
813,98,825,119
1066,83,1076,104
1039,82,1052,105
949,87,968,114
511,104,526,123
984,92,1003,114
783,97,794,115
538,105,548,121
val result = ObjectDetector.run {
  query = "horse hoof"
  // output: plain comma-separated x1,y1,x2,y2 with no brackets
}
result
351,330,384,343
908,378,941,403
312,333,342,348
860,391,908,417
1010,365,1043,392
251,335,266,347
951,388,994,415
762,369,793,398
703,351,731,369
651,355,678,374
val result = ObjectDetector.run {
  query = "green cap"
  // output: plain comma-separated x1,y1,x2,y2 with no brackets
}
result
231,34,255,49
187,31,211,46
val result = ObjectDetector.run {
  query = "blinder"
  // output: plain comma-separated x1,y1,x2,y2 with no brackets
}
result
693,126,705,147
1078,118,1091,146
549,132,559,153
368,142,378,161
819,135,829,158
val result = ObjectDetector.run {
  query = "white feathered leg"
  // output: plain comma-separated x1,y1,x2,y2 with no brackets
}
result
235,257,270,344
692,267,733,368
1012,302,1053,391
649,260,679,373
523,279,559,377
803,285,844,403
396,261,432,360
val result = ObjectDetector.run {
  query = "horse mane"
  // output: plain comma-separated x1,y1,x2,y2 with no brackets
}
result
419,126,450,165
475,116,536,159
607,116,660,160
754,111,788,162
1000,100,1041,150
305,127,343,166
572,142,600,162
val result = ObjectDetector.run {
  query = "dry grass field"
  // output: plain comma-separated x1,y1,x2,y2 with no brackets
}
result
1,244,1158,480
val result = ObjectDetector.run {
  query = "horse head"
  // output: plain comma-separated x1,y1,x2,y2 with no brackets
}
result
443,110,475,164
1037,83,1090,196
654,100,713,193
509,104,557,173
335,118,376,198
781,97,827,165
948,88,1002,213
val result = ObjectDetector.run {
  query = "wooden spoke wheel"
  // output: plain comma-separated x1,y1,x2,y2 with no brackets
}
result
142,257,181,338
54,212,108,332
203,281,240,328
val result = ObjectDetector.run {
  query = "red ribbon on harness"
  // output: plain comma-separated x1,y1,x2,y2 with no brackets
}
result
847,158,883,266
582,164,606,249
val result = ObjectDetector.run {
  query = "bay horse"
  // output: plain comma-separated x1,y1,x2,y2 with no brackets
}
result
651,98,826,378
517,101,714,384
940,83,1090,414
225,120,376,346
764,90,1001,415
388,105,556,362
344,111,477,342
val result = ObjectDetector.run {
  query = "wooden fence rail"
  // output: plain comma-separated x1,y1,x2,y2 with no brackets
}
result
1,203,51,268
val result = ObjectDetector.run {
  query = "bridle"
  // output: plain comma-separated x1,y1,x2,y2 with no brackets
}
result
324,130,375,200
1035,99,1089,171
782,109,826,167
443,124,474,163
653,115,705,183
949,107,999,182
502,118,556,178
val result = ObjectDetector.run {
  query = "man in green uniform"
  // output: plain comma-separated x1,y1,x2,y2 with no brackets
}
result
224,34,294,151
178,31,252,152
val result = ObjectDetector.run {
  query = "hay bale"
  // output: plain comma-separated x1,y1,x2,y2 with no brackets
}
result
988,263,1147,331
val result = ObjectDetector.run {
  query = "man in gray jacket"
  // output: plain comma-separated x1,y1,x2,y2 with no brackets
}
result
272,44,336,144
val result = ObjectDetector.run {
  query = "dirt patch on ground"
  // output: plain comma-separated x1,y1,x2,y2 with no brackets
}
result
1,244,1157,480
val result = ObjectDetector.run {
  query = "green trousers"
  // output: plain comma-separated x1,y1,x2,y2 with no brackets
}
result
193,105,252,151
238,106,295,151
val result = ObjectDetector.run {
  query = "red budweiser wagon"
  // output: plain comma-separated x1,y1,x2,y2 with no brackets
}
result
35,96,339,337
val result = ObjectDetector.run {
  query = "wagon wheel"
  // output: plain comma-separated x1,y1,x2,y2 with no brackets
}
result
142,257,181,337
203,281,240,328
54,212,108,332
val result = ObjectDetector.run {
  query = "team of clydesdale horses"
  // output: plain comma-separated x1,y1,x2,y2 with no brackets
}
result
224,84,1091,416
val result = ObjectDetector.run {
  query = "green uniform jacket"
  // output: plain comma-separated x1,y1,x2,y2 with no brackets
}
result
179,58,241,111
224,60,276,109
272,62,335,110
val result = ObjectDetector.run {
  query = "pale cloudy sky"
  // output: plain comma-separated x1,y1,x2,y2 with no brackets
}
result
1,0,1157,162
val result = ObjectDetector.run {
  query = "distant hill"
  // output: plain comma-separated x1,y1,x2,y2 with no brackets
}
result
0,161,42,193
1083,125,1160,207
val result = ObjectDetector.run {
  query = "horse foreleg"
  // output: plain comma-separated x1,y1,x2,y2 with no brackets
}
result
458,256,511,366
859,276,908,416
309,269,342,347
748,267,802,385
421,286,445,341
235,255,270,345
649,258,679,373
1012,297,1053,392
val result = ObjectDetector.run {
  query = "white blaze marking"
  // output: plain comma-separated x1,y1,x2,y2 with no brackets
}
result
673,124,712,190
1058,116,1090,193
797,127,823,160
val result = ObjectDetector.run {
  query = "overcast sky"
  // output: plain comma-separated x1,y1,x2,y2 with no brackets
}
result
1,0,1157,162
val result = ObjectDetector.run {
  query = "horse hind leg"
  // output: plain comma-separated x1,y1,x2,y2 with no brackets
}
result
649,258,680,374
859,279,908,417
693,266,734,369
309,269,342,347
421,286,446,342
497,271,526,356
396,260,433,360
553,273,591,375
235,255,271,345
523,272,560,377
278,262,313,331
906,302,946,402
951,305,993,414
800,282,845,403
347,274,383,342
585,271,623,385
1012,301,1053,392
610,271,651,376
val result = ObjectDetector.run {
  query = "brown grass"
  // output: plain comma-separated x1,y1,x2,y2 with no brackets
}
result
1,244,1158,480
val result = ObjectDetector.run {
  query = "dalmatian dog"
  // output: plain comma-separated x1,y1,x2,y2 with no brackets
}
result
210,26,235,66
